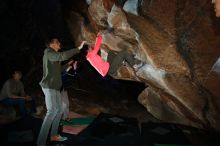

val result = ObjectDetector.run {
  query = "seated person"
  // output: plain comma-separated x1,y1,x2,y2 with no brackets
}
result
0,70,38,117
85,32,143,77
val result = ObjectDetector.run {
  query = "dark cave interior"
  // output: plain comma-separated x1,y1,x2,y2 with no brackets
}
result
1,0,220,146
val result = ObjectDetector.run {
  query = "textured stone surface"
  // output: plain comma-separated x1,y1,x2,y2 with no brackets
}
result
1,0,220,131
64,0,220,130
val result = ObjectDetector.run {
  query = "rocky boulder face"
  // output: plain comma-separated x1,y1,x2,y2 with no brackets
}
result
64,0,220,130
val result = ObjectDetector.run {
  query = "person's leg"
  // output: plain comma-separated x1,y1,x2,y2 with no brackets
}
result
61,90,69,120
0,98,12,106
37,88,57,145
107,50,124,75
50,89,63,136
28,96,37,113
1,98,27,117
123,50,141,67
108,49,141,74
123,50,144,71
16,99,27,117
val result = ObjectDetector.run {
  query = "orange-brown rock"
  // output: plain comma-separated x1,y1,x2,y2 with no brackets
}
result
65,0,220,130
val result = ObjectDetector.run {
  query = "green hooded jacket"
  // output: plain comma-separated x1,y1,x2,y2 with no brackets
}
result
39,47,79,90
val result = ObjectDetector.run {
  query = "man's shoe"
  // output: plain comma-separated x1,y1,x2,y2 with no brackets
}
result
50,135,68,142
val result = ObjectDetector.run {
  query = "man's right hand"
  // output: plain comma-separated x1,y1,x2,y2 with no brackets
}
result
66,66,73,72
24,95,32,101
68,60,74,65
78,41,87,50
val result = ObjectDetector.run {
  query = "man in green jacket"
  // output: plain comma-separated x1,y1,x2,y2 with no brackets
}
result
37,38,86,146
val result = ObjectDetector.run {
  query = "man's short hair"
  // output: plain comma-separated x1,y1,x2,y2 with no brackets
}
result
13,70,22,76
45,37,58,47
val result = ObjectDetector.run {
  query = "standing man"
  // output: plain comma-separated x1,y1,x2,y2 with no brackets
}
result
212,0,220,17
37,38,85,146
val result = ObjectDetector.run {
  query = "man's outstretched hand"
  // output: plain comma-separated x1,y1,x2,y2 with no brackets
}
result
78,41,87,50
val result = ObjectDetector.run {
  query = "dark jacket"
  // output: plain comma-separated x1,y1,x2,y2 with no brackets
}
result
39,47,79,90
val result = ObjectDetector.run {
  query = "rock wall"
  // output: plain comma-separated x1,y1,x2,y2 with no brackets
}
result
0,0,219,131
64,0,220,130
